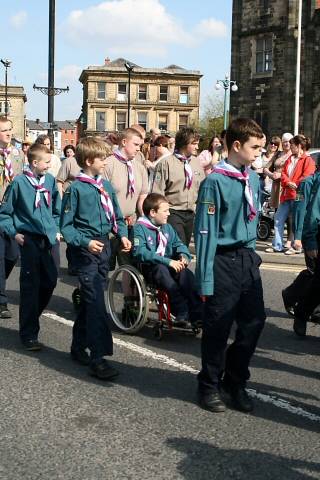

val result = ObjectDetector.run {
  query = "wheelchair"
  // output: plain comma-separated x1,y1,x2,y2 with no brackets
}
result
106,264,201,339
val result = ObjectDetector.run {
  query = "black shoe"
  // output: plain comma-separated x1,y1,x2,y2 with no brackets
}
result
0,303,12,319
281,290,295,317
71,348,90,366
222,383,253,413
198,392,226,413
174,312,189,328
21,339,43,351
89,359,119,380
293,316,307,337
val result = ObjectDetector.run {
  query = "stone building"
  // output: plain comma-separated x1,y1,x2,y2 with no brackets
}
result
79,58,202,136
0,85,27,141
230,0,320,144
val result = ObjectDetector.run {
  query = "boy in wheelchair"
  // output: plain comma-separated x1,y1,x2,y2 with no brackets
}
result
131,193,203,328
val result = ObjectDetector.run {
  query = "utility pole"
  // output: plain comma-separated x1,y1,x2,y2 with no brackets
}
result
294,0,302,135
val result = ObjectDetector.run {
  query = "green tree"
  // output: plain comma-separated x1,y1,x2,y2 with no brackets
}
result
199,92,225,150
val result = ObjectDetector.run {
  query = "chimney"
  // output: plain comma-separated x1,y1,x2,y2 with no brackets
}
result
36,118,40,124
105,57,111,65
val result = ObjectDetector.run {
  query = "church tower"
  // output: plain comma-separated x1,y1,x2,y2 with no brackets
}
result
230,0,320,144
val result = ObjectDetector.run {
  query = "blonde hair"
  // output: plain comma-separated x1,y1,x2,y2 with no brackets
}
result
27,144,50,164
0,116,13,128
76,136,110,168
118,128,143,145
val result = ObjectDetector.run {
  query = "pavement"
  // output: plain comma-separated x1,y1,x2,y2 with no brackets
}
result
0,243,319,480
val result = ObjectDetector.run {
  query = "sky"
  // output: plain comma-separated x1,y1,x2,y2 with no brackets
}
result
3,0,232,121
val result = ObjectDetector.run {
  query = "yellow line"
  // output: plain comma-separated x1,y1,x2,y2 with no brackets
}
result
260,263,303,273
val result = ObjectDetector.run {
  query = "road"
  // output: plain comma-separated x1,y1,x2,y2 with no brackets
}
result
0,245,319,480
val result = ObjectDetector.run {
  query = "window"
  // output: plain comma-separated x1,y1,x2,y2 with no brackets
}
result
116,111,126,131
138,112,147,131
254,110,269,136
117,83,127,101
179,115,188,129
97,82,106,99
158,114,168,132
0,101,10,114
159,86,168,102
96,111,105,132
179,86,189,104
256,36,273,73
138,84,147,101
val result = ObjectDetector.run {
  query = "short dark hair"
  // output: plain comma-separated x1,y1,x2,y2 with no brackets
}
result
153,135,170,148
175,127,199,151
225,118,264,151
63,144,75,157
143,193,168,215
290,134,311,151
34,134,52,152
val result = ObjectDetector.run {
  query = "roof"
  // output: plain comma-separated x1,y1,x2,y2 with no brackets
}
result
26,119,77,131
80,58,202,79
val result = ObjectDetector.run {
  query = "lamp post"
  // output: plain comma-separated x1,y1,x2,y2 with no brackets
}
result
294,0,302,135
124,62,134,127
215,74,238,129
1,59,11,118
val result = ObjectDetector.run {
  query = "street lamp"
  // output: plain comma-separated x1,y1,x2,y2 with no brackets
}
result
215,74,238,129
1,59,12,118
124,62,134,127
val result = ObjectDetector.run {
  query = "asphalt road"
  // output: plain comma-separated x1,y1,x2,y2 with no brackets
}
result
0,245,319,480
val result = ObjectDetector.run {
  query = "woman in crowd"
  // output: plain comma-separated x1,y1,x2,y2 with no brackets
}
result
198,135,221,176
145,135,171,190
62,144,75,161
266,134,315,254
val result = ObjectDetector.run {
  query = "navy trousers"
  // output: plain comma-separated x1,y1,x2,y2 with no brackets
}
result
144,263,203,322
69,239,113,360
198,248,266,394
0,231,19,305
19,234,57,341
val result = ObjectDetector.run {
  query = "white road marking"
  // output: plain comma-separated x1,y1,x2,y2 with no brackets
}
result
43,312,320,423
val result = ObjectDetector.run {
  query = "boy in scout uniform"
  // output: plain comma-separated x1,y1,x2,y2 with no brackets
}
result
132,193,203,326
0,144,61,350
60,137,130,380
151,127,204,247
0,117,25,318
195,118,266,414
292,173,320,336
103,127,148,268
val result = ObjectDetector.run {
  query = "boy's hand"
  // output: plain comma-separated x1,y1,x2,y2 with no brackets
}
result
120,237,131,252
169,259,184,272
88,240,104,254
56,233,62,242
179,255,189,267
15,233,25,246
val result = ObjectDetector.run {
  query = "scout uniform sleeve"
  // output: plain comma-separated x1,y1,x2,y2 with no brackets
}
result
150,158,168,195
132,224,171,266
140,164,149,195
292,179,312,241
111,188,128,239
194,179,220,296
51,178,62,230
302,182,320,251
0,183,18,237
60,187,91,248
169,225,192,262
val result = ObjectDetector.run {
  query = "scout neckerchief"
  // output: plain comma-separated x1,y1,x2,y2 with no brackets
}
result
213,159,257,221
137,216,168,257
76,172,118,233
174,151,193,189
113,149,135,196
23,165,51,208
0,144,14,182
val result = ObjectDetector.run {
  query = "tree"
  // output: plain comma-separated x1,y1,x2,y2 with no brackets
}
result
199,92,225,150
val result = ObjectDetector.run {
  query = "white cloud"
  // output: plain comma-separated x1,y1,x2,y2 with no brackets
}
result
63,0,227,57
55,65,82,83
10,11,27,29
194,18,228,39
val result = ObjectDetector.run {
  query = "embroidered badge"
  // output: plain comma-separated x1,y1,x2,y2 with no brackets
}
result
155,172,161,182
134,238,140,246
147,235,154,245
207,204,216,215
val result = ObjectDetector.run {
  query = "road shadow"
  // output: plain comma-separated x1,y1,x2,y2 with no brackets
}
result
166,437,320,480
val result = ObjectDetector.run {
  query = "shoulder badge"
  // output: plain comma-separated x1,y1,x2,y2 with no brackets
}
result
207,204,216,215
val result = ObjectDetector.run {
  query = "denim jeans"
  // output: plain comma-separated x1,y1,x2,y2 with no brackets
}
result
272,200,294,251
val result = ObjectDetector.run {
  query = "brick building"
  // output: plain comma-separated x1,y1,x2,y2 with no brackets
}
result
79,58,202,136
230,0,320,144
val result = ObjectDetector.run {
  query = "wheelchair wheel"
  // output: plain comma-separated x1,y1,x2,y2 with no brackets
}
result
257,219,271,241
106,265,149,333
